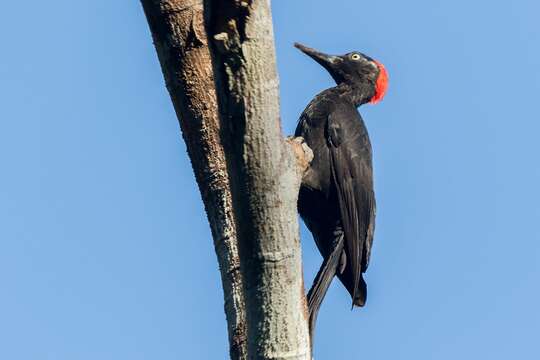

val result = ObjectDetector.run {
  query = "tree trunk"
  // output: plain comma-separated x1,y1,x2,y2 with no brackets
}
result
140,1,247,359
141,1,311,359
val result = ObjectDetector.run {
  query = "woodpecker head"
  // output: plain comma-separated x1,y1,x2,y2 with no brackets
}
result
294,42,388,105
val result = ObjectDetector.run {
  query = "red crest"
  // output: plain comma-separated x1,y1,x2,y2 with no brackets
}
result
370,61,389,104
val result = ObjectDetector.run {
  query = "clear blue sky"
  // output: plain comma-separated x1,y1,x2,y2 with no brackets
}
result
1,1,539,359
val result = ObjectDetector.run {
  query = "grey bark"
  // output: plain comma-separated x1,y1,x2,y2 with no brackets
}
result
205,1,311,359
141,0,312,359
140,1,247,359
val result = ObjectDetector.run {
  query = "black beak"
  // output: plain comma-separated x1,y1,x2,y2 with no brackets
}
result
294,42,342,79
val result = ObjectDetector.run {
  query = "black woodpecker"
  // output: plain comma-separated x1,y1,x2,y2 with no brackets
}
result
294,43,388,339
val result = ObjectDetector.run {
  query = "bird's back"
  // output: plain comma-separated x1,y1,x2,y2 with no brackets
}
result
295,89,373,196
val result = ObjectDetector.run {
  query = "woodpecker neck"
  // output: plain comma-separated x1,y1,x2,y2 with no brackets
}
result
335,82,375,107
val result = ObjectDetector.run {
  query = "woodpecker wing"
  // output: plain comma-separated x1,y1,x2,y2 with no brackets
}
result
326,106,376,303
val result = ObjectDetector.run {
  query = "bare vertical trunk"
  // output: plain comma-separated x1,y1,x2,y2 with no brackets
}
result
141,0,311,359
140,1,246,359
205,1,311,359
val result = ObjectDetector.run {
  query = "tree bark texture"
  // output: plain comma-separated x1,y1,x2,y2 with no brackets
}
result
140,1,247,359
142,0,312,358
205,1,311,359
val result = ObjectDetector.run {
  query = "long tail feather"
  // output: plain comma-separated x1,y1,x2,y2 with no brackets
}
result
307,232,345,345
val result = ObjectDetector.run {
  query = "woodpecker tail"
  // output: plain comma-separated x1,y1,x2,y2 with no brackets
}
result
307,232,345,345
353,274,367,307
337,263,368,308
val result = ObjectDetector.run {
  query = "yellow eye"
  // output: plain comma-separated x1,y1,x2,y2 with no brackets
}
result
351,53,361,61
